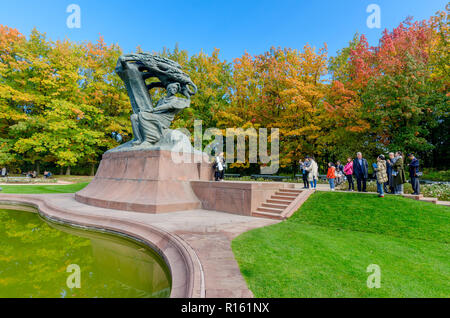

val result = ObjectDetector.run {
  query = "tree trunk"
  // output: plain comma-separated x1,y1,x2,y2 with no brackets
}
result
36,162,40,176
66,166,71,176
60,166,64,175
90,163,95,176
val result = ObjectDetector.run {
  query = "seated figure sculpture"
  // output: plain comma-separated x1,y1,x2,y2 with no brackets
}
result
131,82,189,146
113,53,197,151
74,53,212,214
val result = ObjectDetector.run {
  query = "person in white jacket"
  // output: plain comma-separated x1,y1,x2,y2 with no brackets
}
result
213,153,226,181
305,156,319,189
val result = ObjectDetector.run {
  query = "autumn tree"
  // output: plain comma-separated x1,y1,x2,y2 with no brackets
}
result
350,17,446,159
0,25,27,167
157,46,233,134
219,45,329,173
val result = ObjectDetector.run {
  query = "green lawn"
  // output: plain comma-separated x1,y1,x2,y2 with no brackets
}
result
232,191,450,297
422,168,450,182
0,182,89,194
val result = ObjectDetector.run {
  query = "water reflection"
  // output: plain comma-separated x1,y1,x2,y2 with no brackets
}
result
0,209,171,298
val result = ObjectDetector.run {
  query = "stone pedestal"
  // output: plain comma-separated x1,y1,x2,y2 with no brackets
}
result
75,149,213,213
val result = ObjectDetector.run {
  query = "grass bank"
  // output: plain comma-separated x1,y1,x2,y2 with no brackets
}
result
0,182,89,194
232,191,450,297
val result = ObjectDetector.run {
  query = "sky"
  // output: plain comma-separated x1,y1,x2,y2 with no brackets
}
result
0,0,447,62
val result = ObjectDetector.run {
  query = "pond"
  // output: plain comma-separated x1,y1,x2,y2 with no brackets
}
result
0,208,171,298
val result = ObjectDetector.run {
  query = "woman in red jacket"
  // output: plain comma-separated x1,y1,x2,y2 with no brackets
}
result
326,162,336,191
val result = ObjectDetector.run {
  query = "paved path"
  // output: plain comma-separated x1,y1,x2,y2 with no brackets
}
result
0,193,277,298
294,183,450,206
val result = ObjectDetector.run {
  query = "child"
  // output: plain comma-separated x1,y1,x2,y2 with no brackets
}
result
335,161,344,185
374,155,388,197
326,162,336,191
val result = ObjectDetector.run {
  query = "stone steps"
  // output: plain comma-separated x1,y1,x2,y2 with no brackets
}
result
252,187,307,220
402,194,438,204
271,195,297,201
278,189,303,194
275,191,298,197
262,202,289,209
267,198,292,205
252,210,287,220
420,197,438,204
255,206,284,214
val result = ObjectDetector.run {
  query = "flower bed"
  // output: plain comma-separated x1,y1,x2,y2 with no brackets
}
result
2,177,58,184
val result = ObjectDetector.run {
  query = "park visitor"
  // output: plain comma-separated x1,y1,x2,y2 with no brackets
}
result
213,152,226,182
1,167,6,177
26,171,37,178
343,157,354,191
392,151,406,195
326,162,336,191
353,152,369,192
299,160,310,189
335,161,344,185
385,152,395,194
304,156,319,189
374,155,388,197
408,153,421,195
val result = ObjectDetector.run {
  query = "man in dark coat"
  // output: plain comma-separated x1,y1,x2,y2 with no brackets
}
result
408,153,420,195
385,152,395,194
393,151,406,194
353,152,369,192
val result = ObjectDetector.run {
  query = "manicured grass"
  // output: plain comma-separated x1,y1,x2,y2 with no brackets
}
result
232,191,450,297
0,182,89,194
422,168,450,182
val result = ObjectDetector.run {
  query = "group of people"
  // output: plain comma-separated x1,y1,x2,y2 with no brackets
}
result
25,171,38,178
29,170,53,178
299,156,319,189
3,169,53,179
300,151,421,197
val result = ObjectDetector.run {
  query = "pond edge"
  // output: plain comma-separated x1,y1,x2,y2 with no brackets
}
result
0,196,205,298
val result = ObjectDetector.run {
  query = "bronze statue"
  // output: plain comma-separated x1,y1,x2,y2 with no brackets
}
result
115,53,197,148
